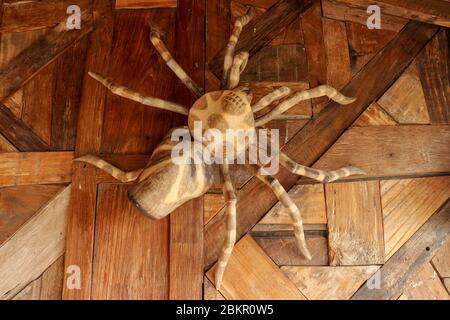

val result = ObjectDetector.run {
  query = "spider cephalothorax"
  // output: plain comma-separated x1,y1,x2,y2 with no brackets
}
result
77,11,365,290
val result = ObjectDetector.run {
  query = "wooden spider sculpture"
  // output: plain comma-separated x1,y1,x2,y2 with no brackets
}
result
76,12,365,289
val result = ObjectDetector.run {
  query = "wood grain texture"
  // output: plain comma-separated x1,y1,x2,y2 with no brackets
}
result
353,101,397,126
204,21,439,270
400,263,450,300
51,38,88,150
115,0,177,9
326,181,385,265
283,265,380,299
1,0,92,32
0,186,70,300
40,255,65,300
333,0,450,27
352,200,450,300
0,184,65,244
301,1,327,114
204,193,225,225
63,0,114,300
12,278,42,300
378,63,430,124
253,234,329,266
0,11,93,102
416,29,450,124
0,134,17,152
206,235,306,300
432,239,450,278
0,104,50,151
92,184,169,299
259,184,327,225
382,176,450,260
322,18,352,90
203,276,226,300
208,0,314,77
0,152,73,187
315,125,450,179
322,0,407,32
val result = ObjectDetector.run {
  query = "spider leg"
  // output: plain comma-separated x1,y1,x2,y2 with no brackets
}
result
221,10,254,89
255,85,356,126
215,162,237,290
150,28,203,97
88,72,189,116
279,152,366,183
74,155,143,183
228,51,249,89
255,165,311,260
258,128,366,183
252,86,291,113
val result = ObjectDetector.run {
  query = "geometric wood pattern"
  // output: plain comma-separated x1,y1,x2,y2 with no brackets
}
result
1,0,449,300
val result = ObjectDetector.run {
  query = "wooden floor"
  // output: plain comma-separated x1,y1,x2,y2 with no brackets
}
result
0,0,449,300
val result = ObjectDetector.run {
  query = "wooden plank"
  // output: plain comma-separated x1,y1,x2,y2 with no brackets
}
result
400,263,450,300
378,63,430,124
204,193,225,225
0,186,70,300
204,22,439,270
203,276,226,300
322,0,407,32
100,10,177,154
63,0,114,300
240,45,308,82
0,152,73,187
253,234,329,266
0,10,93,102
40,255,64,300
0,184,65,244
352,200,450,300
353,101,397,126
382,176,450,259
92,184,169,299
208,0,314,77
315,125,450,180
22,63,55,145
115,0,177,9
0,134,17,152
12,278,42,300
1,0,91,33
301,1,328,114
283,266,379,300
206,235,306,299
205,0,230,91
322,18,352,90
0,104,50,151
416,29,450,124
333,0,450,28
51,38,88,150
345,21,397,75
432,239,450,278
259,184,327,225
326,181,385,265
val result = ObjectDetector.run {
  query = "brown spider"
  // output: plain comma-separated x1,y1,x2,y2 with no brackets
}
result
76,11,364,289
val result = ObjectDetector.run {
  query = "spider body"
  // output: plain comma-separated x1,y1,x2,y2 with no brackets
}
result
77,11,365,290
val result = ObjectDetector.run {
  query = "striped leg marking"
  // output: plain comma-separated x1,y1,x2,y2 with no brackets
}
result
221,10,254,89
215,163,237,290
255,85,356,126
256,167,312,260
280,153,366,183
150,28,203,97
228,51,249,89
74,155,143,183
252,86,291,113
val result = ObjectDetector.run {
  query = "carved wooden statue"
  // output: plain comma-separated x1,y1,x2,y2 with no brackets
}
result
76,11,364,289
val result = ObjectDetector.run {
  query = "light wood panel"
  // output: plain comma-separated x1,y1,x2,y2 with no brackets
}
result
206,235,306,300
325,181,385,265
353,102,397,127
381,176,450,259
0,186,70,300
283,266,379,300
401,263,449,300
432,239,450,278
